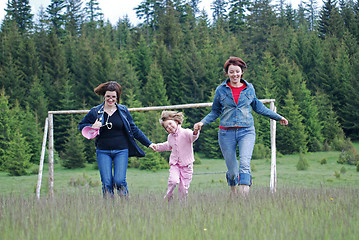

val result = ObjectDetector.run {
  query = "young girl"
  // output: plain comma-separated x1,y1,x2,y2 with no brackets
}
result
154,111,199,201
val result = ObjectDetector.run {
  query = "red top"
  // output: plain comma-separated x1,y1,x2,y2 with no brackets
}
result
219,82,246,130
228,82,246,105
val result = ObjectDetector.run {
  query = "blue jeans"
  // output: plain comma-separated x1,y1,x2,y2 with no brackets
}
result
218,126,255,186
96,149,129,197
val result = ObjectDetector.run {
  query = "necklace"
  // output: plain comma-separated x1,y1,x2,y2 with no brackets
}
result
103,113,113,129
105,107,116,114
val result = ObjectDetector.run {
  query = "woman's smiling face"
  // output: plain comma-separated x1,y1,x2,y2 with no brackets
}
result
227,65,243,86
104,91,117,107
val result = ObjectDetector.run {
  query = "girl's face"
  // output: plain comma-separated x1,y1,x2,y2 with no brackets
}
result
104,91,117,107
227,65,243,86
163,120,178,134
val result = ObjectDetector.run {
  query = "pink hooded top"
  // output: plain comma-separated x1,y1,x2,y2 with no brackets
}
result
156,125,199,166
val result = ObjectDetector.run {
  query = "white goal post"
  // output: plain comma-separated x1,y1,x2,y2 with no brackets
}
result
36,100,278,199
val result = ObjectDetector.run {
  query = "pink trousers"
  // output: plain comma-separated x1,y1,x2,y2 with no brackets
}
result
164,163,193,200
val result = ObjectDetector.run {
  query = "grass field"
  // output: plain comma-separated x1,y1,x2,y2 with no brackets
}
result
0,145,358,239
1,148,358,196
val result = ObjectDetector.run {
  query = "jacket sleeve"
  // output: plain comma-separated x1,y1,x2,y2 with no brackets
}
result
249,87,283,121
185,128,199,142
123,106,152,147
78,108,97,131
155,141,172,152
201,87,222,125
192,130,199,142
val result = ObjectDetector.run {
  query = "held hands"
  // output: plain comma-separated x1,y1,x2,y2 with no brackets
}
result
279,117,289,126
149,143,157,151
193,122,204,133
91,119,102,129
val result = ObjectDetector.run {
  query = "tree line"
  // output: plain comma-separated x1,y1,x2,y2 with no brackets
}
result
0,0,358,175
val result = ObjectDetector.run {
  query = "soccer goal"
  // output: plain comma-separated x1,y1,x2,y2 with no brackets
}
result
36,100,278,199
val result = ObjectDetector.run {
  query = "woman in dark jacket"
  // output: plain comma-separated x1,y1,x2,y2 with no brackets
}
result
79,81,155,198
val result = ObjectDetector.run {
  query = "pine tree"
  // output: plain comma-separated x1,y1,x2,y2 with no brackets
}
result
135,0,164,32
277,91,307,154
133,35,152,85
141,60,169,107
0,90,12,170
211,0,228,23
228,0,249,33
3,129,32,176
296,3,309,28
0,18,25,105
161,48,187,104
314,89,344,149
55,79,76,155
5,0,33,33
0,53,24,106
78,101,96,164
93,36,115,86
318,0,344,39
11,103,42,164
335,40,359,139
41,31,70,110
61,116,86,169
299,81,324,152
303,0,319,31
197,90,222,158
83,0,103,23
250,52,279,148
158,0,182,52
139,147,167,171
113,50,141,105
246,0,277,58
46,0,67,37
19,36,41,102
296,152,309,170
115,17,132,49
72,36,98,107
189,0,200,15
65,0,83,36
26,78,47,123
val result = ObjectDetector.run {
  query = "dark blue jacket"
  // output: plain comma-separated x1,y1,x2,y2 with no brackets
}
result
79,103,152,157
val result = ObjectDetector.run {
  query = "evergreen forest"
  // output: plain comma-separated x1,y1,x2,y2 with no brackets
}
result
1,0,358,175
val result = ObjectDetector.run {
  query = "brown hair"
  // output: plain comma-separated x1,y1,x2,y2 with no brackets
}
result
159,111,184,126
94,81,122,103
223,56,247,77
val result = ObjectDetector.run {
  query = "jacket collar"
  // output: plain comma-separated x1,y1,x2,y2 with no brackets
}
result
96,102,122,121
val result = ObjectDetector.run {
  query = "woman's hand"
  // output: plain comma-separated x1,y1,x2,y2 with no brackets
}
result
279,117,289,126
194,122,204,133
91,119,102,129
149,143,157,151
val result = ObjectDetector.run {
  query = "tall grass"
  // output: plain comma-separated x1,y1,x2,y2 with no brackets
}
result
1,187,358,240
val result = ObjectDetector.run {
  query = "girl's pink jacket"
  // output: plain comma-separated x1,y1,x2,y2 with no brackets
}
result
156,125,199,166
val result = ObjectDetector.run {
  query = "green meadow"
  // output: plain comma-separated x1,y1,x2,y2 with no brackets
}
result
1,144,358,239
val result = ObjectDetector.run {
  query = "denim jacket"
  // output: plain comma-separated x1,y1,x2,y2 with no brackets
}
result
201,79,283,127
78,103,152,157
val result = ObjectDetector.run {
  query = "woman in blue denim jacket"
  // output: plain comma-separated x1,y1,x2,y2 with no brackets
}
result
79,81,156,198
194,57,288,196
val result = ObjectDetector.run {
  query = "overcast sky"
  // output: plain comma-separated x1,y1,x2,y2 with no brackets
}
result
0,0,310,26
